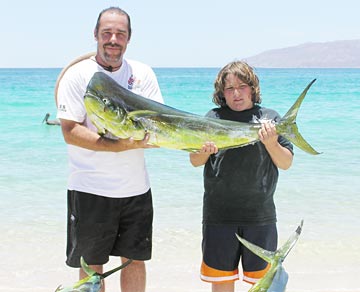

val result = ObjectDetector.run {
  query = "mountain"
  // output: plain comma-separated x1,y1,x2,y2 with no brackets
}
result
243,39,360,68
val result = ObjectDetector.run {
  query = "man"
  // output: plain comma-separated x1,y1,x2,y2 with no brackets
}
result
56,7,163,292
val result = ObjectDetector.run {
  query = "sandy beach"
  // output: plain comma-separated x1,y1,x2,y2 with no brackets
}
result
1,214,360,292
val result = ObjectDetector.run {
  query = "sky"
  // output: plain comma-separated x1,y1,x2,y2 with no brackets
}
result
1,0,360,68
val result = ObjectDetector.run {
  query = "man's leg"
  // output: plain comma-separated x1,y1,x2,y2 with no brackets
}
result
121,259,146,292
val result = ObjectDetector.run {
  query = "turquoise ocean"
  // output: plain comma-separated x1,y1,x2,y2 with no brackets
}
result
0,67,359,292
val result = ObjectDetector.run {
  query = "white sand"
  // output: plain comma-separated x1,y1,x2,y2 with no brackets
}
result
1,226,359,292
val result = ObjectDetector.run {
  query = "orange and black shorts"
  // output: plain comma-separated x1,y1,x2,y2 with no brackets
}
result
201,223,277,284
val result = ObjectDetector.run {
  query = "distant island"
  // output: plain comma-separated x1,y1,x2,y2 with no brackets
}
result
243,39,360,68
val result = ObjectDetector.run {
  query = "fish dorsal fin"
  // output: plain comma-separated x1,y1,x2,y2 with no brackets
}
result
128,111,193,121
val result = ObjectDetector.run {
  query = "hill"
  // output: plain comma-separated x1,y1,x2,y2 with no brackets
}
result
244,39,360,68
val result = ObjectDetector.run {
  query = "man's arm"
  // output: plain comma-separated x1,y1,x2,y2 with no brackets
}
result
60,119,157,152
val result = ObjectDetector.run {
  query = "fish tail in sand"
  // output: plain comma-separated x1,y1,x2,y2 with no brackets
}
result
235,235,275,265
235,221,304,292
278,79,321,155
80,256,133,278
101,258,133,278
236,220,303,264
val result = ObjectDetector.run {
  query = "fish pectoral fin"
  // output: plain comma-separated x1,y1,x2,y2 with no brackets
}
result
183,148,200,152
127,110,159,120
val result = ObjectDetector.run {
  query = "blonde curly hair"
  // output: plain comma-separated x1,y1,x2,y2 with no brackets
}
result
213,61,261,107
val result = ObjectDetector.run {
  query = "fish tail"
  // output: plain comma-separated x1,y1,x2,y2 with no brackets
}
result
235,234,275,264
236,220,303,263
277,220,304,259
281,121,321,155
80,256,97,276
278,79,321,155
101,259,133,278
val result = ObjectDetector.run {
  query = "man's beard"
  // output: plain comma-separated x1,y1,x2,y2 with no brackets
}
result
103,43,122,63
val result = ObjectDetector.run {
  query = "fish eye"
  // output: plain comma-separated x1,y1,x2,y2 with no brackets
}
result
102,97,110,105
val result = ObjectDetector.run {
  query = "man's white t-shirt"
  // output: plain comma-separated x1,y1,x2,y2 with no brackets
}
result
57,57,163,198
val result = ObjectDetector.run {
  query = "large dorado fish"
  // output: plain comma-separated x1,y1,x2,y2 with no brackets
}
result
84,72,320,154
236,221,303,292
55,257,132,292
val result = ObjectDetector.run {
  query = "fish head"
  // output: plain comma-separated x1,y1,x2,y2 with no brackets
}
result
55,257,102,292
54,256,133,292
84,72,133,127
84,74,149,139
84,89,133,138
55,274,102,292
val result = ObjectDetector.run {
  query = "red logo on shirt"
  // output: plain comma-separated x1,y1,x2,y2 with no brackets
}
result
128,75,135,89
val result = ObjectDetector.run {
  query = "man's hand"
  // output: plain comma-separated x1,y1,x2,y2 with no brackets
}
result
118,132,159,150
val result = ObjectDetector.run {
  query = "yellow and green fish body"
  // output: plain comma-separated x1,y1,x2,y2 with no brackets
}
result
85,95,260,151
84,72,320,154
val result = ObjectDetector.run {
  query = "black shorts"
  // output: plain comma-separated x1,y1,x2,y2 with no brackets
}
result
201,223,277,284
66,189,153,268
